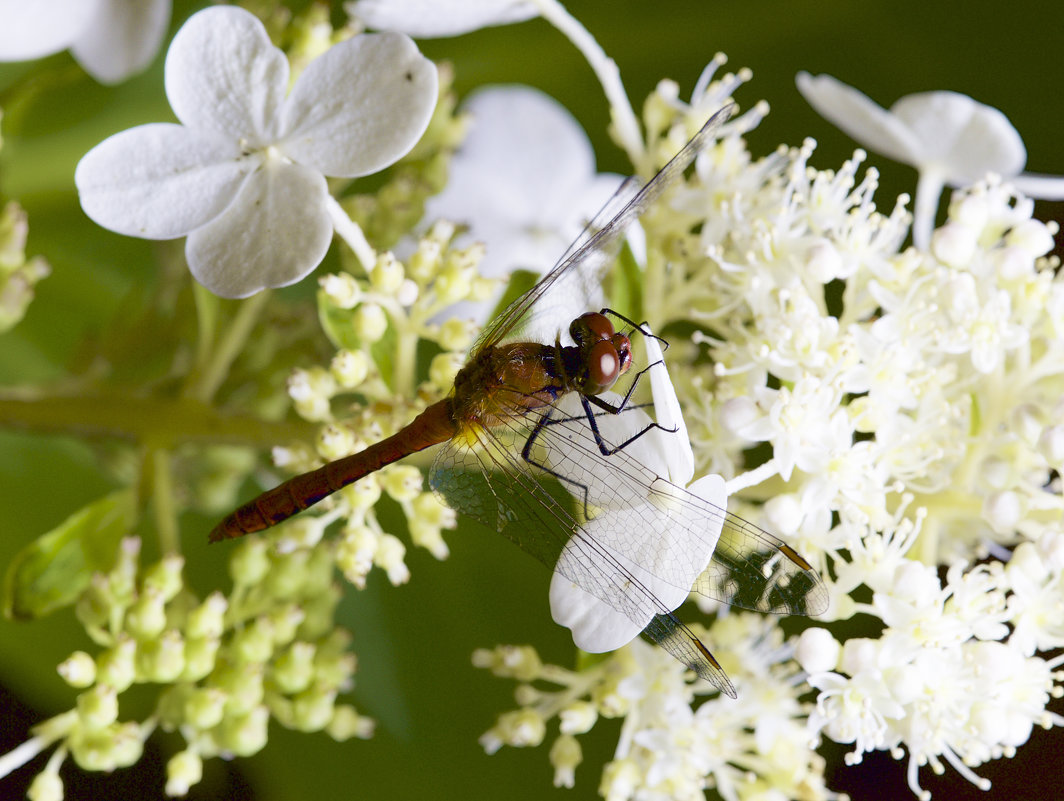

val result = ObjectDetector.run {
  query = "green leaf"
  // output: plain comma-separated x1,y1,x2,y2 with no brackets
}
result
3,489,136,620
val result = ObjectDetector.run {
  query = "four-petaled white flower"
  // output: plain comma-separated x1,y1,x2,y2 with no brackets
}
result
796,72,1064,248
549,334,726,652
0,0,171,84
75,5,438,298
426,86,623,281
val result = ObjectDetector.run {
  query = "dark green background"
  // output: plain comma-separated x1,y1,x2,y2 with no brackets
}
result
1,2,1062,799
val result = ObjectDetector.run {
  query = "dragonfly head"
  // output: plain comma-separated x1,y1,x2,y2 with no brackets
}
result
570,312,633,395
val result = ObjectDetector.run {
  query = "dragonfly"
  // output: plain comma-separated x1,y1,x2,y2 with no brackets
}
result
210,105,828,697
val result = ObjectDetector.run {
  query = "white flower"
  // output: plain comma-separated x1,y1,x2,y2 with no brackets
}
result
426,86,623,281
0,0,171,84
347,0,537,37
75,6,438,298
796,72,1064,248
548,337,725,653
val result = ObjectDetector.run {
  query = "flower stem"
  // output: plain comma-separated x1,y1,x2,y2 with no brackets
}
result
150,448,179,555
187,290,272,403
912,168,945,250
327,196,377,271
531,0,645,166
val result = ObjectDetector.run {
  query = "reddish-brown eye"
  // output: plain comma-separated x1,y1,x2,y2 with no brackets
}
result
570,312,615,345
585,340,620,391
612,333,633,375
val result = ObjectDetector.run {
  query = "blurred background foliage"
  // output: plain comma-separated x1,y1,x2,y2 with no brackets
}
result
0,1,1061,799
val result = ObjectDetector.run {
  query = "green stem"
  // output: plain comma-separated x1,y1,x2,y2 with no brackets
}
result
394,328,418,398
187,290,273,403
0,392,317,449
150,448,179,555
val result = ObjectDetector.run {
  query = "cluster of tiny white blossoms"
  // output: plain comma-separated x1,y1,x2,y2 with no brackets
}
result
0,536,371,799
277,218,500,587
455,38,1064,801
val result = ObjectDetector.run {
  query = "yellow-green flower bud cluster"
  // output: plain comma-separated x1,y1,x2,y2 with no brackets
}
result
22,534,371,797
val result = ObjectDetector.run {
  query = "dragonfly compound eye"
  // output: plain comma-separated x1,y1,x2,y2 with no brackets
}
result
570,311,615,346
612,333,633,375
584,339,622,392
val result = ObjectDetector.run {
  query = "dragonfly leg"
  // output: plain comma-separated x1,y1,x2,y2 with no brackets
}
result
599,308,670,351
580,393,678,457
520,405,596,519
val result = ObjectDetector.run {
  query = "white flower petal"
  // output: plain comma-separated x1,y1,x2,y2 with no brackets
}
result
347,0,537,38
796,72,923,165
1011,172,1064,200
75,123,252,239
69,0,171,84
890,92,1026,183
644,331,694,487
550,471,727,654
549,570,645,653
185,160,332,298
427,86,620,277
278,32,437,178
0,0,99,61
164,6,288,144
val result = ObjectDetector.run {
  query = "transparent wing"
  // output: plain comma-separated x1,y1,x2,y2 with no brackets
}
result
429,407,737,696
471,104,736,354
535,393,829,617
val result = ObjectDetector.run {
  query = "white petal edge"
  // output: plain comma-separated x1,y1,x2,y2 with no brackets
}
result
164,6,289,144
796,72,924,166
550,473,727,654
346,0,537,38
278,32,438,178
644,329,694,487
0,0,99,61
70,0,171,84
890,92,1026,183
185,160,332,298
75,123,252,239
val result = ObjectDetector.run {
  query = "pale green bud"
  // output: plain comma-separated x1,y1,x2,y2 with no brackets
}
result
469,275,495,302
428,351,464,391
373,534,410,586
183,687,227,730
77,685,119,729
57,651,97,688
229,538,270,587
125,588,168,639
496,708,546,747
370,252,405,293
181,637,221,682
329,349,370,389
165,749,203,797
264,550,311,599
434,262,474,304
298,583,342,641
471,645,542,682
381,464,422,501
271,642,316,694
232,617,276,664
267,605,306,646
185,592,228,640
559,701,598,735
319,272,362,309
549,734,582,789
136,630,185,683
220,707,269,757
74,575,112,630
437,317,476,351
326,704,375,741
317,423,357,461
108,538,142,606
292,687,337,732
341,474,381,509
219,664,265,716
408,238,442,283
27,770,63,801
95,638,136,692
353,303,388,342
69,721,144,772
313,648,357,692
141,554,185,602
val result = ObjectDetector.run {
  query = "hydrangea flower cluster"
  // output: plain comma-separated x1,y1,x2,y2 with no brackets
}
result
466,54,1064,801
1,1,1063,800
